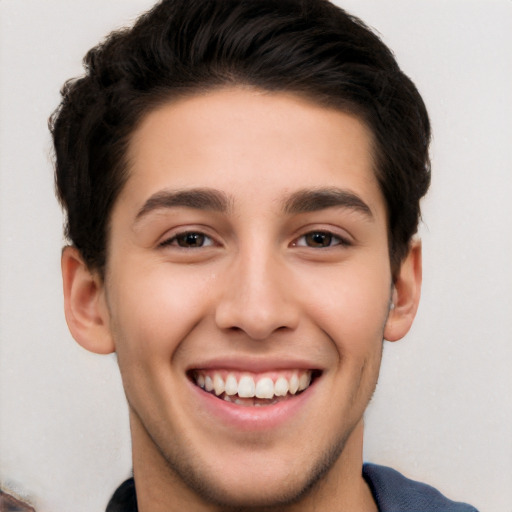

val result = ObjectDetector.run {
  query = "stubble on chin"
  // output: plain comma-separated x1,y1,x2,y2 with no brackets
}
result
154,421,357,512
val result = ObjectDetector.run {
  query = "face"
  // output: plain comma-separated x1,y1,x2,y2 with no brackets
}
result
97,88,398,508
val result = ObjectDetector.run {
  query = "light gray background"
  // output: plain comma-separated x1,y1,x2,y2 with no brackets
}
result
1,1,510,511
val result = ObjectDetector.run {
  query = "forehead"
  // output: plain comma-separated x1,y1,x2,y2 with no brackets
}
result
118,87,384,220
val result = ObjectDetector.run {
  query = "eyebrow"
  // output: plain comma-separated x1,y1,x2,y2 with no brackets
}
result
135,188,231,221
283,187,374,218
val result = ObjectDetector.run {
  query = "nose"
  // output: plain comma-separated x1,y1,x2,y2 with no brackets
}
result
215,250,300,340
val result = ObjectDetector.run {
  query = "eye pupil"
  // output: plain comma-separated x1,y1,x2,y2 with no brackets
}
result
306,232,332,247
177,232,205,247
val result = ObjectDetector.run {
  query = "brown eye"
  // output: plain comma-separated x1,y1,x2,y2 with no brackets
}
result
175,232,208,248
293,231,349,249
159,230,216,249
304,232,333,248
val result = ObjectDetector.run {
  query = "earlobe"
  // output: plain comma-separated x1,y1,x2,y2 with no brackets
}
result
61,246,115,354
384,240,422,342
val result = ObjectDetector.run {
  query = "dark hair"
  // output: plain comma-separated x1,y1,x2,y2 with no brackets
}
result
50,0,430,277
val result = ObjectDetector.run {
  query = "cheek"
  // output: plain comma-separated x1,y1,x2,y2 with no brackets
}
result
107,262,217,357
300,261,391,349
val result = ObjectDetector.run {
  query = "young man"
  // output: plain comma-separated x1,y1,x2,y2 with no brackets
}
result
50,1,478,510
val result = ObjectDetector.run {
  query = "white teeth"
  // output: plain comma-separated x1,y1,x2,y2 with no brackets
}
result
194,370,314,401
224,373,238,395
298,372,311,391
274,376,289,396
255,377,274,399
289,374,299,395
238,375,256,398
213,373,225,396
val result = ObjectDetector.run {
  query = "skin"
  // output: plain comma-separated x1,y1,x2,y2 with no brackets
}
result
62,88,421,511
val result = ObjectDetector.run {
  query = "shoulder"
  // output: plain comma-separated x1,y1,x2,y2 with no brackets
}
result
363,463,479,512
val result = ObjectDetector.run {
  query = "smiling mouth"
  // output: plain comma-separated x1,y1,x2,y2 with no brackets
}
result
190,369,320,407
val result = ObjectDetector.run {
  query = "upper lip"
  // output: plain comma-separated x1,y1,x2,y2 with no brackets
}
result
186,356,323,373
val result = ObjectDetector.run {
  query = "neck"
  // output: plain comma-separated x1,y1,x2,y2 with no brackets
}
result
131,415,377,512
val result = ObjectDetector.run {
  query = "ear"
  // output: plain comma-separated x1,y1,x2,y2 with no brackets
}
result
384,240,422,342
61,246,115,354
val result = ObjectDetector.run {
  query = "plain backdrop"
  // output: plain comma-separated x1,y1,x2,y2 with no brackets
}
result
1,1,511,511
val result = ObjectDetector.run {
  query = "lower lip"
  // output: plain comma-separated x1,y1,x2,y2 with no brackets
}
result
187,377,317,432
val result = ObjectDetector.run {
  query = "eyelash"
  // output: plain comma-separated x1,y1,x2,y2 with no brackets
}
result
293,230,351,249
159,229,350,250
159,231,215,249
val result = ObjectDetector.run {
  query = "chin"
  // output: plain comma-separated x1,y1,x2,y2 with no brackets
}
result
158,432,347,510
183,472,311,510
